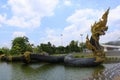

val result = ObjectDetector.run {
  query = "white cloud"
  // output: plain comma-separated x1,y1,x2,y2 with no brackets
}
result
99,6,120,43
62,6,120,44
108,5,120,28
39,6,120,46
4,0,59,28
40,28,61,46
63,0,72,6
66,9,103,24
101,30,120,43
30,6,120,46
7,16,40,28
12,31,26,38
0,14,6,27
40,8,110,46
62,9,104,43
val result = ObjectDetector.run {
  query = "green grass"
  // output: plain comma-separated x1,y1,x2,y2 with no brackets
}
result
73,53,94,58
51,54,67,56
104,56,120,63
52,53,94,58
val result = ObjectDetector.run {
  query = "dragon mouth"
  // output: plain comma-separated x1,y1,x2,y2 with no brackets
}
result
101,30,105,35
102,27,108,35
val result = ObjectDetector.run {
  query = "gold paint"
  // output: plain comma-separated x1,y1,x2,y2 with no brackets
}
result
0,54,5,60
23,51,31,63
8,56,12,61
86,8,109,62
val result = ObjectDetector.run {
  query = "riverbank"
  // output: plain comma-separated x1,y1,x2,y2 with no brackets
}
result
105,51,120,63
106,51,120,56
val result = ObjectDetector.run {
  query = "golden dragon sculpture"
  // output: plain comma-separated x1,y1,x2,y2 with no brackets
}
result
86,8,109,62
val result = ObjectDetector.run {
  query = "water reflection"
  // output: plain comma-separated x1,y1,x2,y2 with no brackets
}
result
0,62,12,80
91,65,105,79
0,62,107,80
11,63,65,80
64,66,96,80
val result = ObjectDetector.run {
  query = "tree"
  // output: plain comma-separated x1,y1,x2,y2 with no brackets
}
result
10,36,32,55
33,45,43,53
1,47,10,55
0,49,4,55
79,42,86,52
55,46,65,54
40,42,54,54
69,40,80,52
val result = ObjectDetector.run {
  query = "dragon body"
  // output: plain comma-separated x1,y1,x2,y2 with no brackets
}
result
86,8,109,62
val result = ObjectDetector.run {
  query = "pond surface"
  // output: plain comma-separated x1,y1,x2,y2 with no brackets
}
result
0,62,113,80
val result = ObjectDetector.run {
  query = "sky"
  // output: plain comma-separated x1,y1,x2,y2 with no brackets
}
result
0,0,120,48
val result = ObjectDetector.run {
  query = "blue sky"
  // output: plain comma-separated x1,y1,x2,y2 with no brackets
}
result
0,0,120,48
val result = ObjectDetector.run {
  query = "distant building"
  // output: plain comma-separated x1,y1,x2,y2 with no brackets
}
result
102,44,120,52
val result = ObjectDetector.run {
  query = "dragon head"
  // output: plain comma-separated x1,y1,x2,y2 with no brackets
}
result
91,22,108,36
91,8,109,40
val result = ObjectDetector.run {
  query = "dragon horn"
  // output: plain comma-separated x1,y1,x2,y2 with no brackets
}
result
86,34,89,39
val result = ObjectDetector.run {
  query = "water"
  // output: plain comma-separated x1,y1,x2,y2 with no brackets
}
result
90,63,120,80
0,62,106,80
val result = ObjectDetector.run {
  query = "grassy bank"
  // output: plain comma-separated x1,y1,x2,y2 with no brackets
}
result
105,56,120,63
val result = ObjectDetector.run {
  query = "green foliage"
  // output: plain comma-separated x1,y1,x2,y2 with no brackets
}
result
33,42,56,54
69,40,80,52
10,36,33,55
55,46,65,54
40,42,55,54
0,49,4,55
33,40,86,55
0,47,10,55
33,46,42,53
0,36,88,55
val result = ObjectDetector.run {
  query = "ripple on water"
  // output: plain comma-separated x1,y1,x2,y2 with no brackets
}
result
87,63,120,80
0,62,106,80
